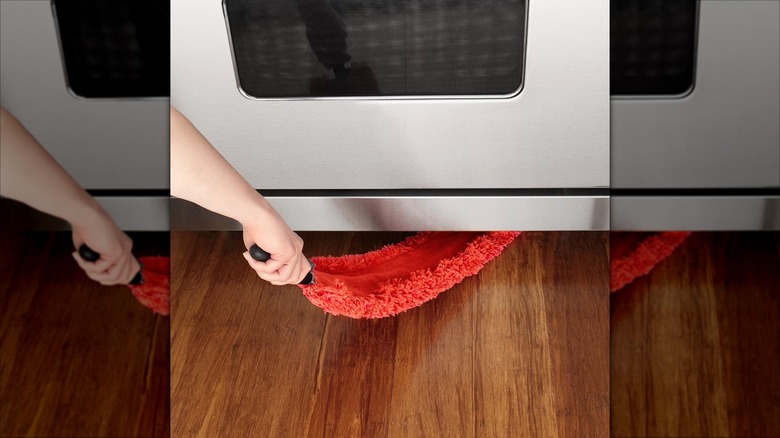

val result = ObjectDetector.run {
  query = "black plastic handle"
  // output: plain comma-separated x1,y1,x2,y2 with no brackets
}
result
248,245,272,262
78,244,143,285
249,244,314,285
78,244,101,263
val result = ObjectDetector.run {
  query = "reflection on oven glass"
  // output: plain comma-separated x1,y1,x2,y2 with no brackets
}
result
225,0,527,98
611,0,698,96
54,0,170,98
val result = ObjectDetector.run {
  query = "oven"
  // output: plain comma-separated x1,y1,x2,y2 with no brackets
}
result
0,0,169,231
610,0,780,230
170,0,610,231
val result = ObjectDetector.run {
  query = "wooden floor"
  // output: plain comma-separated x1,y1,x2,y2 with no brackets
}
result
611,232,780,438
170,231,609,437
0,232,170,438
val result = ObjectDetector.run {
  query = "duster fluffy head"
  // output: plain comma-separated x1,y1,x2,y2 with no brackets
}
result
610,232,692,292
129,256,170,315
299,231,520,319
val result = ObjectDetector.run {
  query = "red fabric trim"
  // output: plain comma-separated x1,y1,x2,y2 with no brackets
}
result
610,232,692,292
128,256,170,315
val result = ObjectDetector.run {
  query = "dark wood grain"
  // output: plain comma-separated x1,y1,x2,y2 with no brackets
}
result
0,231,170,438
170,231,328,438
171,231,609,437
387,256,477,437
611,232,780,438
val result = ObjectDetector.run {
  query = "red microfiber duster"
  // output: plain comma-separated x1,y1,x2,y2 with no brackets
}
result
610,232,692,292
129,256,169,315
296,231,520,319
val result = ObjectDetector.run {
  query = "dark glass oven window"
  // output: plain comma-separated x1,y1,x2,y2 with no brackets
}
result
611,0,698,96
53,0,169,98
224,0,527,98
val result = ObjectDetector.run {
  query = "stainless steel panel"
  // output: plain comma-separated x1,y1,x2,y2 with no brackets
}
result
612,0,780,188
96,197,169,231
171,196,610,231
0,196,170,231
0,1,169,190
611,196,780,231
171,0,609,190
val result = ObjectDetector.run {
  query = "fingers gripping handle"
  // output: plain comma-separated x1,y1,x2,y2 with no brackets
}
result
77,244,143,285
249,244,314,285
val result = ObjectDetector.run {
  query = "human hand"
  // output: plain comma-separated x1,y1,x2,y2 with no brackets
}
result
70,208,140,285
241,211,310,286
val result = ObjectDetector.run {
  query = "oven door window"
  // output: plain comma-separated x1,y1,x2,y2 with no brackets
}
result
611,0,698,97
53,0,169,98
224,0,527,98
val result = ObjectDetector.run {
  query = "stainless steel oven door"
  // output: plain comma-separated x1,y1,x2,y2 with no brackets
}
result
171,0,610,231
611,0,780,230
0,0,169,231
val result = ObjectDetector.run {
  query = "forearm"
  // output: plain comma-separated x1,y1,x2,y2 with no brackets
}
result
170,106,278,226
170,107,308,284
0,107,104,227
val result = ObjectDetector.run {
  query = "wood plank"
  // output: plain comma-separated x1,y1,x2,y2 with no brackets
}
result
541,232,610,438
611,232,780,438
386,258,478,437
170,231,331,437
0,231,170,438
472,232,557,437
716,234,780,437
471,232,609,438
304,317,399,438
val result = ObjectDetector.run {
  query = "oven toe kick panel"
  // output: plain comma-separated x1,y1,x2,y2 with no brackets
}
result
172,194,610,231
611,195,779,231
